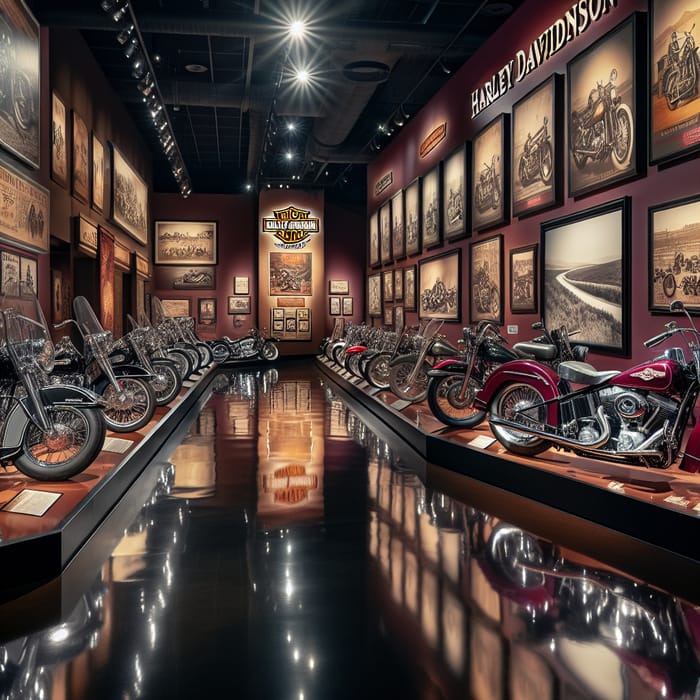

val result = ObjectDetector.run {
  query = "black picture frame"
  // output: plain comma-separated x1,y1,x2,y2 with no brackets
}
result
441,143,469,241
510,244,538,314
380,199,392,264
369,211,380,268
542,197,631,356
405,179,421,256
404,265,417,311
391,189,406,260
368,272,383,317
469,235,503,324
418,249,461,321
421,165,441,250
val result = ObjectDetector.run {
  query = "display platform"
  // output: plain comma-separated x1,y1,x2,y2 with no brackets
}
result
316,355,700,564
0,366,217,592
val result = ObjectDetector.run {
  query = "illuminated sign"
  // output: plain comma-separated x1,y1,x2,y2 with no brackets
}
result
262,205,320,249
470,0,618,118
374,171,393,196
420,123,447,158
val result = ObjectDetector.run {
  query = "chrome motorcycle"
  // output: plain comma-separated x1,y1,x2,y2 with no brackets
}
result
662,25,700,110
570,68,633,172
474,154,501,213
518,116,553,186
210,327,279,363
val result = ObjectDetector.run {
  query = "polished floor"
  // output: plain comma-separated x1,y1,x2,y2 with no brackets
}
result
1,362,700,699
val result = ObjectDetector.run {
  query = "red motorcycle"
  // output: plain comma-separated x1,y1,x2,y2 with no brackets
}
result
474,301,700,470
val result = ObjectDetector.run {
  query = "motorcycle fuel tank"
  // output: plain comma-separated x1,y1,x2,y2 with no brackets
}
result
609,359,682,393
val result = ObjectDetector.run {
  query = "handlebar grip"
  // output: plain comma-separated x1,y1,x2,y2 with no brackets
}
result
644,331,671,348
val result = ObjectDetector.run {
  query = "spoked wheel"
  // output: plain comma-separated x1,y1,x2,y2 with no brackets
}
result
14,406,106,481
100,377,157,433
260,341,279,361
364,351,391,389
489,382,550,456
210,341,231,364
150,360,183,406
427,375,486,428
611,103,634,170
539,142,553,184
389,355,431,403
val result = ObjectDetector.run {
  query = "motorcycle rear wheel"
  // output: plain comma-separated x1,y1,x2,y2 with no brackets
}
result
389,354,431,403
15,405,106,481
489,382,551,456
345,352,364,378
168,348,195,379
427,375,486,428
100,377,157,433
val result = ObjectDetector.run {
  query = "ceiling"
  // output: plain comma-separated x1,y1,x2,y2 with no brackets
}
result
28,0,522,203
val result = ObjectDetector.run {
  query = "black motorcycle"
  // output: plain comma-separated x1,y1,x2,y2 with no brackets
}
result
662,24,700,110
518,116,553,187
474,154,501,213
210,327,279,363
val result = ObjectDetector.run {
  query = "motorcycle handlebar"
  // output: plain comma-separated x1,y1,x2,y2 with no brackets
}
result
644,330,673,348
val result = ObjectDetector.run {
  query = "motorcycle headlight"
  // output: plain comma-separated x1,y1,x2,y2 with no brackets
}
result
610,86,617,100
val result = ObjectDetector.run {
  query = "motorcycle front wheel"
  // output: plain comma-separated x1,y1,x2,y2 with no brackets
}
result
389,354,431,403
210,340,231,363
99,377,157,433
427,375,486,428
539,142,553,184
12,71,35,130
363,351,391,389
15,406,106,481
611,103,634,170
195,342,214,368
489,382,551,456
260,341,279,361
150,359,183,406
167,348,195,379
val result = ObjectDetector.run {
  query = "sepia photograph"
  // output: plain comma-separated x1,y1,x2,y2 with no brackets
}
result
391,189,405,260
342,297,353,316
228,295,251,314
72,111,89,204
329,279,349,294
380,199,392,264
510,244,538,314
19,254,36,295
543,197,630,354
419,249,461,321
442,144,467,241
329,296,341,315
234,276,249,294
404,265,417,310
383,269,394,302
405,179,421,256
472,114,509,232
112,143,148,244
369,211,380,267
92,133,104,213
51,90,67,187
161,298,191,318
394,305,404,332
393,268,403,301
269,251,312,296
198,297,216,325
368,272,382,317
155,220,217,265
470,235,503,324
421,166,441,250
1,250,19,295
172,267,215,290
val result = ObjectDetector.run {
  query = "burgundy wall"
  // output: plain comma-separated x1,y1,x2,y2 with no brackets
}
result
367,0,696,371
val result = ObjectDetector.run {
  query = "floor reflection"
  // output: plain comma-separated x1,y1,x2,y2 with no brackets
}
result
0,364,698,699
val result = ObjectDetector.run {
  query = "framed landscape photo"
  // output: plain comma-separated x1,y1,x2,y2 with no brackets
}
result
418,249,461,321
71,111,89,204
442,144,468,241
228,295,251,314
112,144,148,244
650,1,700,164
510,244,538,314
368,272,382,317
91,134,105,213
567,14,643,198
369,211,380,268
380,199,392,264
421,165,441,250
649,194,700,313
542,197,630,355
329,279,349,294
329,296,341,315
405,179,421,256
472,114,509,232
51,91,67,187
234,276,249,294
198,297,216,325
470,235,503,324
404,265,417,311
391,190,406,260
155,220,217,265
382,269,394,302
512,75,562,218
161,298,191,318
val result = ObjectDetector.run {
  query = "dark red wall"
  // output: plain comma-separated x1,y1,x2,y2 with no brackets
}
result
367,0,697,370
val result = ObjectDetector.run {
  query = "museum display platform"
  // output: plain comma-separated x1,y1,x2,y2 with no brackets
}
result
316,355,700,565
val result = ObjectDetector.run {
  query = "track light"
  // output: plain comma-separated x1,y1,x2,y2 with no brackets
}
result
111,3,129,22
438,59,451,75
137,73,153,96
123,39,138,59
131,52,147,79
116,24,134,45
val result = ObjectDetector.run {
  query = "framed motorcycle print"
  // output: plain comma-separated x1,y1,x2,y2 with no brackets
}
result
269,252,312,295
650,1,700,164
649,194,700,313
542,197,630,355
382,269,394,302
441,144,468,241
404,265,417,311
71,110,89,204
509,244,537,314
380,199,392,264
511,75,563,218
469,235,502,324
471,113,509,232
567,13,644,199
391,189,406,260
418,249,461,321
51,91,68,188
421,165,441,250
368,211,380,268
405,179,421,256
368,272,382,317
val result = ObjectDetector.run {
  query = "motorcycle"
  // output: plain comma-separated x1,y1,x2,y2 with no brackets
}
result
427,322,588,428
472,265,500,316
570,67,633,172
150,296,206,376
474,154,501,213
210,326,279,363
475,300,700,470
0,294,106,481
0,17,37,132
53,296,157,433
662,24,700,111
518,116,553,187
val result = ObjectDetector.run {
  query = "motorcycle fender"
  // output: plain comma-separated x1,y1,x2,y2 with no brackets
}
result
345,345,367,355
429,358,468,376
680,423,700,473
111,364,154,380
389,353,416,367
473,360,560,423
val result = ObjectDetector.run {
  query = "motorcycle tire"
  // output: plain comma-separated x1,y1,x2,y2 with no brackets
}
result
611,103,634,171
99,377,157,433
363,351,391,389
168,348,195,379
211,340,232,363
150,359,183,406
178,343,203,374
539,142,553,184
427,375,486,428
12,72,35,131
14,405,106,481
664,72,679,110
195,341,214,368
260,341,279,361
489,382,551,456
345,352,364,379
332,344,346,366
389,354,431,403
663,273,677,298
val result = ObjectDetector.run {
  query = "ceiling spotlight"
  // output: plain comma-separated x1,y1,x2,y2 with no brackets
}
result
285,152,294,161
111,3,129,22
438,59,452,75
287,122,296,132
131,53,147,79
289,20,306,39
123,39,138,59
245,183,252,191
400,105,410,120
116,24,134,45
294,69,310,84
137,73,153,96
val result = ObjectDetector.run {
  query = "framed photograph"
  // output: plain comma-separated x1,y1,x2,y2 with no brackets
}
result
470,235,503,324
369,211,380,268
285,316,297,333
91,134,104,213
394,305,405,332
234,276,249,294
405,179,421,256
0,1,39,169
273,307,284,320
404,265,417,311
542,197,630,355
298,318,310,333
72,111,89,204
75,213,98,258
510,244,538,314
270,251,312,295
1,251,19,295
383,306,394,327
172,267,215,289
342,297,353,316
567,14,643,198
155,220,217,265
512,75,563,218
649,195,700,313
51,91,67,187
0,159,48,253
198,297,216,325
297,308,309,320
380,199,392,264
273,319,284,332
472,113,509,232
111,143,148,245
161,298,191,317
329,279,349,294
419,249,461,320
368,272,382,317
52,269,63,323
228,295,251,314
382,269,394,302
650,2,700,164
329,296,341,315
421,166,441,250
442,144,468,241
391,190,406,260
394,269,403,301
19,255,37,295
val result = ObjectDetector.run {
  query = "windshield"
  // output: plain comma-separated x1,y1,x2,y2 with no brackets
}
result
73,296,105,337
151,296,166,325
1,294,54,373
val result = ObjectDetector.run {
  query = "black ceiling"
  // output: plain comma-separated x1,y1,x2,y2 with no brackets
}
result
28,0,523,203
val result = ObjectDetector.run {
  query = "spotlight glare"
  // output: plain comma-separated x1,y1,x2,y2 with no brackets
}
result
289,20,306,38
287,122,296,132
285,151,293,161
295,69,310,84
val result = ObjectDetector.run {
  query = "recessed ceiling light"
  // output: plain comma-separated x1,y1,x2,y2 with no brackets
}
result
295,69,310,84
185,63,208,73
289,20,306,38
482,3,513,15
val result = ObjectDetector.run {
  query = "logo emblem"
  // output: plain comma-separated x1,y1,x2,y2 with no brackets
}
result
630,367,666,381
262,206,320,249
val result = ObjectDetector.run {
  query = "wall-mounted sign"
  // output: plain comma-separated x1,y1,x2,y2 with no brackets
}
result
470,0,619,118
134,251,150,279
113,239,131,272
374,171,393,197
75,214,98,258
262,205,320,249
420,123,447,158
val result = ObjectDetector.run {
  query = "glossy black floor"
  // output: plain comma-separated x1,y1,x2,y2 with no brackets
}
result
2,362,700,699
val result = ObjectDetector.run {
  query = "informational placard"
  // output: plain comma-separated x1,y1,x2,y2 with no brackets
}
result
468,435,497,449
3,489,61,517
